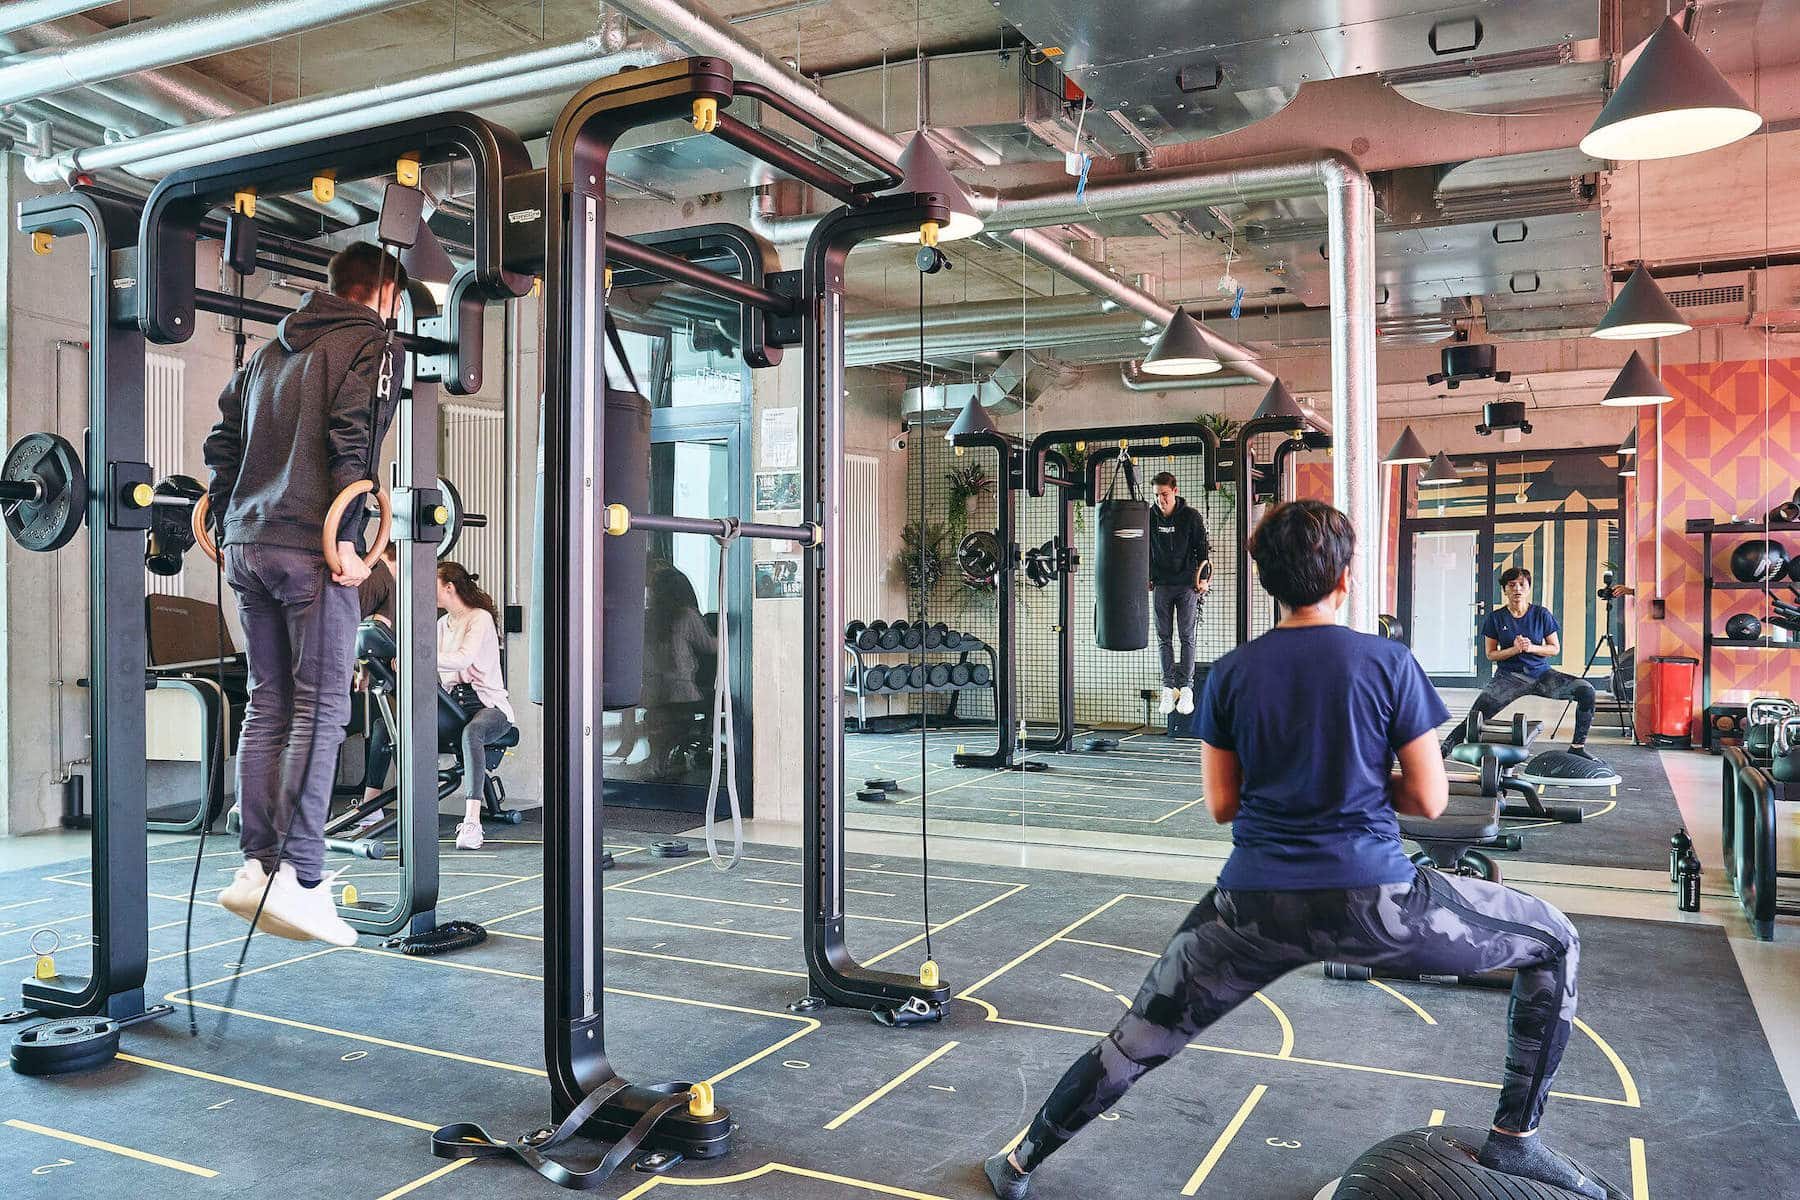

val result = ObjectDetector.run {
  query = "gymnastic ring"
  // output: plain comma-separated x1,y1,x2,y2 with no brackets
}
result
322,480,393,574
191,493,220,565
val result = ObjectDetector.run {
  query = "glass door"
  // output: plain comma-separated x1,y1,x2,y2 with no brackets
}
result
1410,527,1488,684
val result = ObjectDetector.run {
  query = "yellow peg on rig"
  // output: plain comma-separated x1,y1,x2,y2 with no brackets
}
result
1161,436,1171,447
341,883,359,907
954,444,965,458
604,504,632,536
530,277,542,297
604,267,613,292
233,190,257,219
920,220,941,248
692,97,719,133
1118,439,1128,450
34,954,55,980
127,483,154,510
919,960,941,988
687,1081,716,1118
396,156,421,188
312,174,337,204
429,505,449,526
29,930,59,980
30,231,53,256
1074,440,1086,452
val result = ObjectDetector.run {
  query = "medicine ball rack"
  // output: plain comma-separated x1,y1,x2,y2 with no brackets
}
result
1688,516,1800,717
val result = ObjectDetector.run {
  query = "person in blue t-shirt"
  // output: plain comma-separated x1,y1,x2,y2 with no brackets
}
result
1440,566,1605,764
984,501,1620,1200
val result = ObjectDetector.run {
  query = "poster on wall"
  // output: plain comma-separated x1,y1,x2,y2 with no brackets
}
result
754,557,802,599
760,406,798,469
754,471,801,512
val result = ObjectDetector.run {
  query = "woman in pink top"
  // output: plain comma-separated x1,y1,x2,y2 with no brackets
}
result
436,562,515,850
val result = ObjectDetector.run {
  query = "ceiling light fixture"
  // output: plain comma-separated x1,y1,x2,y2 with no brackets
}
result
1600,350,1673,406
1382,425,1431,465
1619,427,1638,457
1250,379,1307,430
1418,451,1462,487
1592,264,1692,339
946,393,999,441
878,131,984,244
1138,305,1222,376
1579,16,1762,161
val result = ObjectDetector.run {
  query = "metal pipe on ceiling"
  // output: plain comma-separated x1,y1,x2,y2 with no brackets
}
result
1119,363,1252,392
843,314,1150,367
29,13,668,182
0,2,110,38
0,0,426,109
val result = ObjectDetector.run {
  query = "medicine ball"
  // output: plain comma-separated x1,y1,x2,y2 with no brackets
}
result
1770,501,1800,526
1729,538,1789,584
1725,612,1763,641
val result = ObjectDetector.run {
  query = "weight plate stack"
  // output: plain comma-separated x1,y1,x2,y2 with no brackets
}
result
650,840,691,859
11,1016,121,1076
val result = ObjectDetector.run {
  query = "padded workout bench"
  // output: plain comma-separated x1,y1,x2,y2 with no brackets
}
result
1400,780,1505,881
1449,718,1585,825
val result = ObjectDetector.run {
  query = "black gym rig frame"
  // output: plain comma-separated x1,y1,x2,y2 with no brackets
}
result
136,113,532,942
9,190,163,1028
527,57,947,1168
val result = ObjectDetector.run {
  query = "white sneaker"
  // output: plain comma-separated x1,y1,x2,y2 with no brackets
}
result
256,864,357,947
352,807,387,832
1158,687,1177,716
217,858,270,921
224,803,242,834
454,820,485,851
1176,687,1195,716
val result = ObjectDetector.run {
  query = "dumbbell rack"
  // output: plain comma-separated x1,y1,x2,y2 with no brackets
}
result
1687,517,1800,717
842,629,995,733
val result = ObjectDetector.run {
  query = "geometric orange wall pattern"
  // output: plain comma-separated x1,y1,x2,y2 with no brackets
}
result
1633,357,1800,732
1293,458,1402,612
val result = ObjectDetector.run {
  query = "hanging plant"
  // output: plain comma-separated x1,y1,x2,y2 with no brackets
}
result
893,520,948,598
1060,443,1090,535
1197,411,1243,510
944,462,994,540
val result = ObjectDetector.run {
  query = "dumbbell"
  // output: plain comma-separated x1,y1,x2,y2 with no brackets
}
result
927,663,951,688
845,620,867,645
970,663,992,686
908,665,927,689
858,621,886,651
862,665,890,692
949,662,971,686
878,622,904,650
923,622,949,649
902,623,923,649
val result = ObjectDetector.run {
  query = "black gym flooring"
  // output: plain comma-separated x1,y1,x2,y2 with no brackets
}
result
845,731,1683,873
2,829,1796,1199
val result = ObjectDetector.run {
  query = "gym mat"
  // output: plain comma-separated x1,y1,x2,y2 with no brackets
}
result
845,730,1686,874
1,836,1794,1199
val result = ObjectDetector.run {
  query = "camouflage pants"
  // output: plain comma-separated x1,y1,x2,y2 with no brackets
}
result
1014,867,1579,1172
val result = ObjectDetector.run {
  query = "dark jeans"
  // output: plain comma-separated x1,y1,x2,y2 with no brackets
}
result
1442,668,1597,753
1152,584,1199,689
226,543,361,882
1015,868,1579,1173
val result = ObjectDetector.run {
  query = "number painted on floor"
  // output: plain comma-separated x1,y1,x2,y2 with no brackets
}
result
1099,1113,1120,1122
1266,1138,1301,1149
342,1051,369,1062
208,1100,234,1111
781,1060,810,1070
32,1158,75,1175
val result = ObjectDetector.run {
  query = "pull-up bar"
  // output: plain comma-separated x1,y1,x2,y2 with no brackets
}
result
604,235,795,316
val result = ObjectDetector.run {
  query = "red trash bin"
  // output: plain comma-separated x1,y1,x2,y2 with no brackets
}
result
1647,655,1697,748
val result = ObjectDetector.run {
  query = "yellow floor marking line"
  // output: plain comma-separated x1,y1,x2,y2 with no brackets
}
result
1181,1084,1268,1195
956,894,1136,1013
626,916,792,940
1060,972,1129,1003
1428,1109,1447,1126
481,902,543,926
168,999,546,1076
1573,1017,1641,1108
0,911,89,938
4,1118,219,1178
1000,1124,1029,1155
615,887,917,924
823,1041,960,1130
747,877,895,898
1062,936,1157,957
610,947,809,979
734,853,1017,888
148,936,242,965
180,946,342,993
440,873,543,904
115,1053,439,1131
372,1156,471,1200
606,856,712,892
1368,980,1438,1026
1150,798,1208,824
891,795,1114,811
1248,992,1295,1059
617,1160,955,1200
484,928,542,942
1629,1137,1649,1199
863,883,1029,967
886,800,1200,825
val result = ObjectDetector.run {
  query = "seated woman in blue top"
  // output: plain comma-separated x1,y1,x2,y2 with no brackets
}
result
985,500,1621,1200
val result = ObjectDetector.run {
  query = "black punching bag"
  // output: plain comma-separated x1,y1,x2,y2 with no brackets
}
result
603,315,651,711
1094,458,1150,651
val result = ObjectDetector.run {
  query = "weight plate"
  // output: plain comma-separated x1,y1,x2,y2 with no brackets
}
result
11,1015,120,1076
650,840,691,859
864,777,899,791
437,476,464,560
2,432,86,553
855,789,889,803
957,531,1003,585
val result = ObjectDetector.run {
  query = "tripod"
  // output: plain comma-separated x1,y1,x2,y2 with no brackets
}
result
1556,589,1634,742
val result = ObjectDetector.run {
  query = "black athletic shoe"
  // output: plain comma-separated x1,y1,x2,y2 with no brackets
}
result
1477,1132,1626,1199
1568,746,1609,768
983,1153,1032,1200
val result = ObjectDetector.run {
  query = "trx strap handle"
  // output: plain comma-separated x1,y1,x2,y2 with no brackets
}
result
430,1078,696,1190
321,480,394,574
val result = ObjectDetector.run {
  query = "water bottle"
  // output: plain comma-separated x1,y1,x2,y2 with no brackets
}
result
1677,851,1703,913
1669,828,1692,883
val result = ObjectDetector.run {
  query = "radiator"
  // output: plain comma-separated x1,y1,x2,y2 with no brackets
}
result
145,352,185,597
441,402,505,601
844,453,880,624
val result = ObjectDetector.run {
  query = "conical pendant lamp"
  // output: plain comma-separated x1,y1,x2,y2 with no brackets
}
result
1138,306,1222,376
1580,16,1761,161
1593,265,1690,339
1250,379,1307,430
1619,427,1638,457
878,130,983,244
946,392,999,440
1600,351,1672,406
1383,426,1431,465
1418,452,1462,487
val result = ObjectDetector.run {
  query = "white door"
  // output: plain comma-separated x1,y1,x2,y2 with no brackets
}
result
1411,530,1480,677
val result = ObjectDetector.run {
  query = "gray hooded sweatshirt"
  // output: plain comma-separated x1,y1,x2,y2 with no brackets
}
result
203,290,399,554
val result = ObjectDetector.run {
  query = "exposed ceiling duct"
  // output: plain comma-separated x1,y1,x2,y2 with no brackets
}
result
0,0,425,109
0,3,108,39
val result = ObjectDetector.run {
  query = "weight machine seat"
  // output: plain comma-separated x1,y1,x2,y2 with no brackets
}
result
1449,741,1531,771
1398,785,1502,847
354,617,517,776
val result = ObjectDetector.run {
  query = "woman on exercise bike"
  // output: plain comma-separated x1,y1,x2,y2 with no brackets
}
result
436,561,513,850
